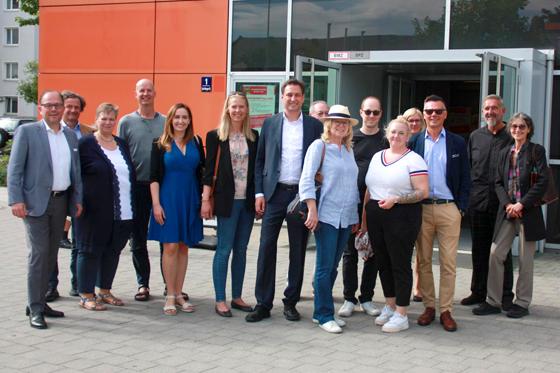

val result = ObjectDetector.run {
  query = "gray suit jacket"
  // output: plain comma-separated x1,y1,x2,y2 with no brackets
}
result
255,112,323,201
7,121,83,217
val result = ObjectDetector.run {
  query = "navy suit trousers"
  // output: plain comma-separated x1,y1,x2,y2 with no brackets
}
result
255,185,310,310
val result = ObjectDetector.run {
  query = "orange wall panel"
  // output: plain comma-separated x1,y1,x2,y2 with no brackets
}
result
155,0,228,73
39,74,154,125
41,0,151,6
155,74,226,137
40,4,155,73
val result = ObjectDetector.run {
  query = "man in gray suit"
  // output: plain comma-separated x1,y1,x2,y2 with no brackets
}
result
246,79,323,322
8,90,83,329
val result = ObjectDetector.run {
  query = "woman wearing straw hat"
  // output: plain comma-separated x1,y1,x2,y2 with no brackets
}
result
299,105,360,334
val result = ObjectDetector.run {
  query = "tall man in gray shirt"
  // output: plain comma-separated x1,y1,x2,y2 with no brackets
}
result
118,79,165,301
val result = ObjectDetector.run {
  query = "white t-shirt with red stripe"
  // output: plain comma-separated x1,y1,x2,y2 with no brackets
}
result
365,149,428,201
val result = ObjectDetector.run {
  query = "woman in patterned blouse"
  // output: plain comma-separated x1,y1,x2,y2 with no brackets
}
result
201,92,259,317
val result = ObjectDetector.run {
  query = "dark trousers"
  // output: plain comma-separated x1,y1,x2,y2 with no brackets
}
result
24,194,68,313
470,209,514,302
48,223,77,290
130,182,152,288
77,220,133,293
254,185,309,310
342,203,378,304
366,201,422,307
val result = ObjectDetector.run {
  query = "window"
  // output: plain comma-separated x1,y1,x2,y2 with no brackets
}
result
231,0,288,71
5,28,19,45
4,62,18,80
4,97,18,114
5,0,19,10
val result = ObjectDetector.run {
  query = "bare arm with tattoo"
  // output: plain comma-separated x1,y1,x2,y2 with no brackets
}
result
378,174,429,210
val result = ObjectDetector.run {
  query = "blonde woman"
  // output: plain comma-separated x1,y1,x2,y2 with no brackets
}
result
402,108,425,134
148,103,205,315
299,105,360,334
201,92,259,317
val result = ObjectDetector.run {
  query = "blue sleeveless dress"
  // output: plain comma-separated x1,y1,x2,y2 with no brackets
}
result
148,140,203,246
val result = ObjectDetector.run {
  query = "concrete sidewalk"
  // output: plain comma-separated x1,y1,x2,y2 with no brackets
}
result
1,187,559,372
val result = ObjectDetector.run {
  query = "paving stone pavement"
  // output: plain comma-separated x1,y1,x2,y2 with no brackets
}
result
1,187,559,372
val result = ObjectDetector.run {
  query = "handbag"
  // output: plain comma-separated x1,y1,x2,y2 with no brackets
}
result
287,141,326,220
530,143,558,206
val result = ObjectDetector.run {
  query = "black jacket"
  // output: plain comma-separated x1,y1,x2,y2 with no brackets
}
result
494,142,548,242
202,129,259,217
75,135,136,251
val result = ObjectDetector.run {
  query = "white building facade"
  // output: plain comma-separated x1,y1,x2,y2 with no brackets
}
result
1,0,37,118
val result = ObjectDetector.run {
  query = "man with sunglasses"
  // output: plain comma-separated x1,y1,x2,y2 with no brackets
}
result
462,95,514,309
338,96,386,318
8,90,83,329
408,94,470,332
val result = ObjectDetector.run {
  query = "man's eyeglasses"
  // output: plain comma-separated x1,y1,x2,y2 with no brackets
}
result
362,109,381,116
41,103,63,110
423,109,446,115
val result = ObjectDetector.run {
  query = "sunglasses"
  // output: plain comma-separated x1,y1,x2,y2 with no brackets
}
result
510,124,527,130
423,109,446,115
362,109,381,116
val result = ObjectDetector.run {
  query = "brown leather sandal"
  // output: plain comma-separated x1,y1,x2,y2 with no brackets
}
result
79,296,107,311
98,293,124,306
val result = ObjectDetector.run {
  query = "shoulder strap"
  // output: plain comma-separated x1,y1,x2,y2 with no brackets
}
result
317,141,326,172
212,144,221,193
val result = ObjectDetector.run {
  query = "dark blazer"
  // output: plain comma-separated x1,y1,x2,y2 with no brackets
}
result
75,135,136,251
7,121,82,216
150,135,205,186
409,128,471,212
255,113,323,201
494,142,548,242
202,129,259,217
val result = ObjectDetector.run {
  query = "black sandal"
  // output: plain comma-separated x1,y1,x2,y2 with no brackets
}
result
134,287,150,301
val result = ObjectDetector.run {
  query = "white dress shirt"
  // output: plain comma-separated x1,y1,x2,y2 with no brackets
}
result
44,120,71,192
279,112,304,185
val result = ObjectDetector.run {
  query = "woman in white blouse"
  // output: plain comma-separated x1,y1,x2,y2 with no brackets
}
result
362,118,429,332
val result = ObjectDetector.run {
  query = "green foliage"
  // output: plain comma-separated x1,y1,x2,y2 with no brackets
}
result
16,0,39,26
0,141,13,187
17,61,38,105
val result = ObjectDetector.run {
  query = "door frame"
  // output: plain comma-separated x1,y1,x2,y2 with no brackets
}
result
295,55,342,104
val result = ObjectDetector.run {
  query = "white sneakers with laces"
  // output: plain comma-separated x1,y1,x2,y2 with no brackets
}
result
337,300,356,317
360,301,381,316
374,304,395,326
381,312,409,333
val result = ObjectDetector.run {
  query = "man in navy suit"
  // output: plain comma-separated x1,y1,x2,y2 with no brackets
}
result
408,95,470,332
246,79,323,322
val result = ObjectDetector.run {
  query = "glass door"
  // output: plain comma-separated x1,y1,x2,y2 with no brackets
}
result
479,52,519,120
387,75,415,120
295,56,341,113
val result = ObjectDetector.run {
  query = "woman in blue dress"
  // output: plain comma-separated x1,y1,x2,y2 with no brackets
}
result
148,103,204,315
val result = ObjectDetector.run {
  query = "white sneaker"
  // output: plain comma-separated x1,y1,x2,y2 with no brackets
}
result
374,305,395,326
319,320,343,334
337,300,356,317
313,317,346,327
382,312,409,333
360,301,381,316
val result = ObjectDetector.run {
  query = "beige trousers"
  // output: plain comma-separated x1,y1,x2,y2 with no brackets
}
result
487,219,535,309
416,203,462,313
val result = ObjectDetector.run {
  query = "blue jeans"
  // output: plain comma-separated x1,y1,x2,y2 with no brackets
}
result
213,200,255,302
313,222,351,324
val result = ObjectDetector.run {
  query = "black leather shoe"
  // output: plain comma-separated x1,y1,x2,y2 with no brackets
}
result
245,305,270,322
29,312,47,329
215,306,232,318
506,304,529,319
283,304,301,321
473,301,501,316
501,297,514,312
45,288,60,302
231,301,253,312
68,288,79,297
460,293,485,306
26,305,65,318
44,304,64,318
59,238,73,249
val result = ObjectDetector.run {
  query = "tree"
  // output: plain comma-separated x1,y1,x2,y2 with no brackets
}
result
16,0,39,26
17,61,38,104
